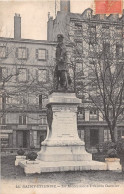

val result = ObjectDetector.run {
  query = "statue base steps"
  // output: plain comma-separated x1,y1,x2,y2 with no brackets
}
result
19,160,107,175
18,92,108,174
37,145,92,161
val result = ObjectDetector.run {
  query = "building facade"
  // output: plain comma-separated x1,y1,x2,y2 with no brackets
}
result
0,1,124,153
0,14,56,150
47,0,124,152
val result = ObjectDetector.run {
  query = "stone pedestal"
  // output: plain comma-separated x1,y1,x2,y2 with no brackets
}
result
37,92,92,161
105,158,122,171
19,92,107,174
15,155,26,166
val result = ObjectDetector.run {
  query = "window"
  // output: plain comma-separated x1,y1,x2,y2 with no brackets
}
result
89,25,96,44
16,47,28,59
117,130,121,140
102,25,109,29
87,10,92,19
36,49,47,60
80,130,85,141
88,68,95,78
104,129,111,142
116,27,122,38
90,82,97,91
74,40,83,57
2,95,6,110
102,25,110,38
42,117,47,125
0,46,6,58
40,116,47,125
0,67,2,81
89,109,98,120
18,68,27,82
38,69,47,82
2,118,6,125
78,107,85,120
68,68,74,78
19,115,26,125
19,95,28,105
116,44,123,58
28,95,38,104
6,96,19,105
76,63,83,72
74,23,82,36
39,94,42,109
117,63,123,78
90,109,97,114
103,42,110,57
0,67,8,81
90,129,99,146
89,44,95,57
1,115,6,125
122,130,124,139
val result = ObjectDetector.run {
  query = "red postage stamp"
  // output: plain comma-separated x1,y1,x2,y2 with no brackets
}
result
95,0,122,14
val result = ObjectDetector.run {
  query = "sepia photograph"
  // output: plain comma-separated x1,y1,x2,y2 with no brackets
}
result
0,0,124,194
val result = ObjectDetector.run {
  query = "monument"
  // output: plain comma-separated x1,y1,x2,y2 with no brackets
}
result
53,34,71,91
37,34,92,163
18,35,109,174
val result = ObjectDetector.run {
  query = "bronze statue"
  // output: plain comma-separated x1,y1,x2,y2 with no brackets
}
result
54,34,71,91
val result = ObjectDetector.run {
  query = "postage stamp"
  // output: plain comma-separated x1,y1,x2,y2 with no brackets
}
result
95,0,122,14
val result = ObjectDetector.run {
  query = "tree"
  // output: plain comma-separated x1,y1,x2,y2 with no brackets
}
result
85,46,124,142
0,38,55,124
64,14,124,142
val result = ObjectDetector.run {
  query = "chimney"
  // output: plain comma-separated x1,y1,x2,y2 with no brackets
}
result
14,13,21,40
48,12,50,20
60,0,70,12
47,16,53,41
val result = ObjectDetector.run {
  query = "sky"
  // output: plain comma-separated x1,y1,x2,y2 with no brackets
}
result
0,0,93,40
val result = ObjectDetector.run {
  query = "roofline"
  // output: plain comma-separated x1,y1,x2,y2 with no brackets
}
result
0,37,57,45
70,17,124,25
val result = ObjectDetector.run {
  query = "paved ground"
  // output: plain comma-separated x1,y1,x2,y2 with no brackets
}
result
1,155,124,186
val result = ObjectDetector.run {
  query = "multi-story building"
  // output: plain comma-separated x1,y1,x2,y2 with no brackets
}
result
0,0,124,153
0,13,56,150
47,0,124,152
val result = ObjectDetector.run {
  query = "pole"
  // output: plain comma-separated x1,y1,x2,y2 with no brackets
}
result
55,0,56,17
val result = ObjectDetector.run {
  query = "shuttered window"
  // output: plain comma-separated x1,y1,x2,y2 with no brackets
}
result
36,49,48,61
76,63,83,72
38,69,47,82
16,47,28,59
18,68,27,82
19,115,26,125
0,67,8,81
0,46,7,58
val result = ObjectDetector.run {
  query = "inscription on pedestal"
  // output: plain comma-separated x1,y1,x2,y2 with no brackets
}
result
53,112,77,137
43,92,84,145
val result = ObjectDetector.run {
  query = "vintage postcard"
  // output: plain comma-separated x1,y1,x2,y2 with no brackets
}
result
0,0,124,194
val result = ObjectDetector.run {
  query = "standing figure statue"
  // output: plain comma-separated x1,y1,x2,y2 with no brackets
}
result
54,34,71,91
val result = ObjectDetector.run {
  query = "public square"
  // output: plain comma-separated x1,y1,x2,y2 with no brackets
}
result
1,155,124,187
1,1,124,193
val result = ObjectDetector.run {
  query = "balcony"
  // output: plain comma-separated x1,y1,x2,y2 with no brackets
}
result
77,120,107,126
18,125,27,129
